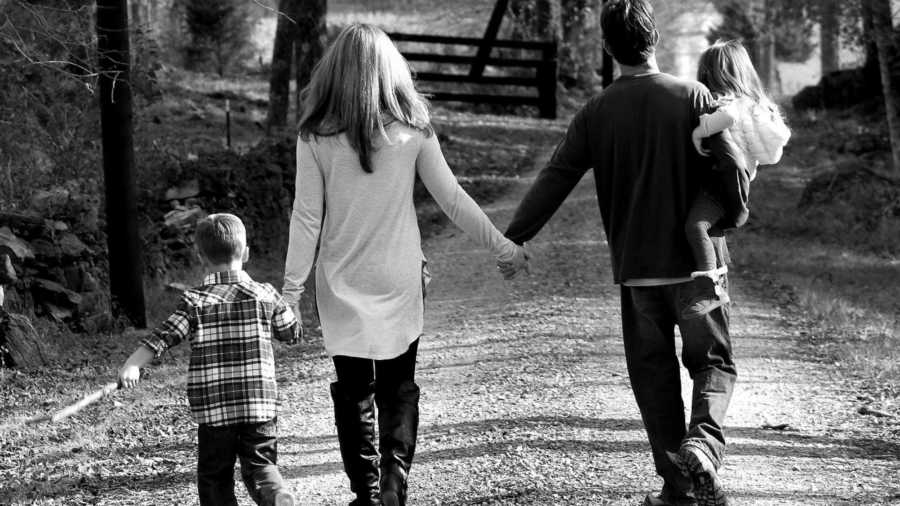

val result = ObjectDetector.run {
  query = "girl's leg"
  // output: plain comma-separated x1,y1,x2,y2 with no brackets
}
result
374,339,421,506
685,193,724,273
683,194,730,320
331,355,381,505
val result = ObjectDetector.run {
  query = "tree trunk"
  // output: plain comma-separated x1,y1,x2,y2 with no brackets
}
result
294,0,327,124
560,0,602,87
267,0,300,130
865,0,900,173
130,0,142,28
96,0,147,327
510,0,562,41
861,0,883,91
757,0,777,93
819,0,840,74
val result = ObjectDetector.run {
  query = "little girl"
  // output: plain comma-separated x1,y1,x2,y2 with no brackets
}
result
282,24,526,506
683,40,791,319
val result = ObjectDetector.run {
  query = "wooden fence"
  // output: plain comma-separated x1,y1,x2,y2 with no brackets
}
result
389,32,558,119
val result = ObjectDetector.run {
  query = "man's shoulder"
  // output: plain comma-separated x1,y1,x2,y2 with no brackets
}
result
593,73,709,101
650,73,709,96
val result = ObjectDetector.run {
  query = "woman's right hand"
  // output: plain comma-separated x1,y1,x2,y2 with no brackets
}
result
498,244,530,280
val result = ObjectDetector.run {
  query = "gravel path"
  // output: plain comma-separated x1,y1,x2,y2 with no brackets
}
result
3,116,898,506
274,120,900,505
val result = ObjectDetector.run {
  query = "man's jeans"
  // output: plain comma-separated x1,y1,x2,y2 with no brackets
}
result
620,277,737,494
197,417,286,506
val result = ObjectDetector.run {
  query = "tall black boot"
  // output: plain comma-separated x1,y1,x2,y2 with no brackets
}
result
330,382,383,506
377,380,420,506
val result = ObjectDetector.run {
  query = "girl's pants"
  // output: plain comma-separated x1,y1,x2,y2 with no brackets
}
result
685,191,725,272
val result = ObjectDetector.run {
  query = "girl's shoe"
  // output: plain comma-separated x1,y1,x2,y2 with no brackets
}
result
273,490,296,506
681,269,730,320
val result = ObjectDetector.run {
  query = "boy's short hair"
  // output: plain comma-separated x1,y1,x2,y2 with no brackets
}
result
194,213,247,264
600,0,659,66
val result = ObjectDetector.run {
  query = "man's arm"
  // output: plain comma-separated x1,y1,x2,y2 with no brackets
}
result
504,107,592,245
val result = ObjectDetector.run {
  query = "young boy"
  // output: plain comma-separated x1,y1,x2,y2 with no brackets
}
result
119,213,300,506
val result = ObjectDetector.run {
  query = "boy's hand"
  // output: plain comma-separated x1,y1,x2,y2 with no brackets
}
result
119,365,141,388
119,344,155,388
692,128,710,157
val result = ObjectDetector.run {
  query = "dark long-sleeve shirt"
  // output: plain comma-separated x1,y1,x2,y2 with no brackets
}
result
505,72,749,284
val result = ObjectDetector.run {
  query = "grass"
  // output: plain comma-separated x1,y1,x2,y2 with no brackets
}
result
731,103,900,412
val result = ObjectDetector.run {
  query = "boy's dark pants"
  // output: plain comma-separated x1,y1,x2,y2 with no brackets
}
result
197,418,286,506
621,276,736,495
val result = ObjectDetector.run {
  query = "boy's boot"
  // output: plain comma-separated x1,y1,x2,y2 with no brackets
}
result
377,380,420,506
330,382,383,506
682,268,730,321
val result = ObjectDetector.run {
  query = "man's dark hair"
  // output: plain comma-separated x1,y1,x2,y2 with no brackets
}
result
600,0,659,66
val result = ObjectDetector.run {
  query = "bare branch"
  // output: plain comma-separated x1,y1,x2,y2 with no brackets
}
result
251,0,297,25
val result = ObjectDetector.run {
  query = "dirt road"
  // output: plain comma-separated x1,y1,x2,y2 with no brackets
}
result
2,115,898,506
276,117,900,505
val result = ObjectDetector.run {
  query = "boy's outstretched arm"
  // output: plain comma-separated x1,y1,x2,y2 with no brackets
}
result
119,297,193,388
119,345,155,388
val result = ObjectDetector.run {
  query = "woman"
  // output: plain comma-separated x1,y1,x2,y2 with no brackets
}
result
282,24,527,506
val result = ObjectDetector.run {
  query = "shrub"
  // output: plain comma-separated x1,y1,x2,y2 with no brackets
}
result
171,0,255,76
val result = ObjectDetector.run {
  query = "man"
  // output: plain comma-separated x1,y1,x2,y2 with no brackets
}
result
500,1,748,505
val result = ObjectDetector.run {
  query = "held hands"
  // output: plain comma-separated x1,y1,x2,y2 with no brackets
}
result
497,244,530,280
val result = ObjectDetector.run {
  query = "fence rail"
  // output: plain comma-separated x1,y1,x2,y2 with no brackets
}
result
389,32,558,119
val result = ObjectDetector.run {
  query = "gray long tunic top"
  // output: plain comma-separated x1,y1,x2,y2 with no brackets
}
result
283,123,517,359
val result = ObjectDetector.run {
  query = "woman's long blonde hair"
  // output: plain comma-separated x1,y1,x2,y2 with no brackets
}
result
298,23,432,173
697,40,769,104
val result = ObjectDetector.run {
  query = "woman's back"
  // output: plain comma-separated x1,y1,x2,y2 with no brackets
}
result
290,123,427,359
312,123,423,267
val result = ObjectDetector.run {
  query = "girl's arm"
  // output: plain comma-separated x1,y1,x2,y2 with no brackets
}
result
692,102,738,156
283,139,325,309
415,134,519,262
696,106,737,138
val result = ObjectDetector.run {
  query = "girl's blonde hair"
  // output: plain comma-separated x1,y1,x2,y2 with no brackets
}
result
697,40,769,104
298,23,432,173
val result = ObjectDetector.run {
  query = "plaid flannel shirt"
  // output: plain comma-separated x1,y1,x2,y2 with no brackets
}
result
142,270,300,426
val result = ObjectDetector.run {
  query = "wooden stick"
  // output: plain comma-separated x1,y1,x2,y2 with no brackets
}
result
25,381,120,425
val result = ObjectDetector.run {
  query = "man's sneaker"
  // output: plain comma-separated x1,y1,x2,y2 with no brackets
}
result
273,490,296,506
667,446,728,506
643,490,697,506
681,275,729,320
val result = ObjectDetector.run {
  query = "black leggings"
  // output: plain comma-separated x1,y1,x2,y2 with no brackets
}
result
332,339,419,399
